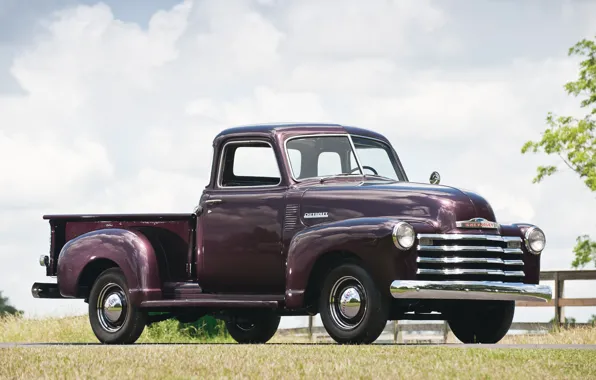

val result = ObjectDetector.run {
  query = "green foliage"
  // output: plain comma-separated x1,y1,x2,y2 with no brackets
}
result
0,291,22,317
520,36,596,191
549,316,577,328
178,315,228,339
141,315,229,343
571,235,596,268
521,36,596,267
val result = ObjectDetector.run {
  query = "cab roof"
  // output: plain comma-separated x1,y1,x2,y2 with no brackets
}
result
214,122,390,143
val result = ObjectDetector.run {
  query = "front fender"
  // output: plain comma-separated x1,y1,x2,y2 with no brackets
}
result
285,217,429,309
57,228,161,305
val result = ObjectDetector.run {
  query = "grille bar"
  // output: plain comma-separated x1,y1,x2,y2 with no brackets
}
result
418,233,522,242
416,233,525,282
417,257,524,266
417,245,522,254
417,268,525,277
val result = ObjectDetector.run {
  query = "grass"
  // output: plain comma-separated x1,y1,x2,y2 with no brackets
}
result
2,316,596,379
1,344,596,379
0,314,232,344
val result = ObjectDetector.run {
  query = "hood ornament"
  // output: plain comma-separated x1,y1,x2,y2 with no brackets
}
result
456,217,499,229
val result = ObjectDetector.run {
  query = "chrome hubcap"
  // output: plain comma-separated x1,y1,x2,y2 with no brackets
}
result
329,276,367,330
97,283,127,333
103,293,123,323
339,286,362,319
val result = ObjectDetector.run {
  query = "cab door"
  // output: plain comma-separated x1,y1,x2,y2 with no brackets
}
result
198,138,287,294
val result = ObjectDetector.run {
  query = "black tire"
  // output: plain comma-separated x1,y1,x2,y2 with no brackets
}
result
447,301,515,344
319,263,389,344
225,311,280,344
88,268,147,344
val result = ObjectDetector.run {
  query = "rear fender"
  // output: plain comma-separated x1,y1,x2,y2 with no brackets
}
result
57,228,162,305
285,217,405,309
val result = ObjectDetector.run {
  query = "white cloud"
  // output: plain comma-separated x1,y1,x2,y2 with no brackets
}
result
0,0,595,324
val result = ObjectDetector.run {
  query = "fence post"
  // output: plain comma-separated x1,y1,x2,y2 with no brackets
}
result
393,320,397,343
442,321,449,343
308,315,313,341
554,271,564,327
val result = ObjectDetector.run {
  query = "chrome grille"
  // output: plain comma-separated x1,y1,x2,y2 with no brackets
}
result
416,233,525,282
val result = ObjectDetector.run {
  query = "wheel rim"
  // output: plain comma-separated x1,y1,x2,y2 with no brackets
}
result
329,276,367,330
97,283,127,333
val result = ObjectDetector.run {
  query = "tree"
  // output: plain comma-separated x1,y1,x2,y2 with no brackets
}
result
0,291,22,317
521,35,596,268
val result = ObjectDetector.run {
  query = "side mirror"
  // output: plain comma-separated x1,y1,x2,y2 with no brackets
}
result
429,171,441,185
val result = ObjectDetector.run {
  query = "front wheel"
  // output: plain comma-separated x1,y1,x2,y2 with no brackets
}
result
88,268,147,344
447,301,515,343
225,311,280,344
319,263,389,344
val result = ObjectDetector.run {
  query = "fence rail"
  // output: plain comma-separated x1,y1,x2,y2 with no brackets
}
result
515,270,596,326
283,270,596,343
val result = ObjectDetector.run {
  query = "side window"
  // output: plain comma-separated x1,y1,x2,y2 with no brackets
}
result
220,141,281,187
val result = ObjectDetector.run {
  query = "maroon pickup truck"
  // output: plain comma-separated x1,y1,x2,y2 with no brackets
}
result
32,123,551,345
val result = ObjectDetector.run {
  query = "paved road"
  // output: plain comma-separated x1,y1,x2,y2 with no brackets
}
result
1,342,595,349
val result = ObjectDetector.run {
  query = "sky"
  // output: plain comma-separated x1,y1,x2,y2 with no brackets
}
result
0,0,595,328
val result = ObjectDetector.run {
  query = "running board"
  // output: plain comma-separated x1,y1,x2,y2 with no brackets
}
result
140,294,284,309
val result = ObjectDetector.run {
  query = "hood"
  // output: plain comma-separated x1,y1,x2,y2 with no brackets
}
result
299,180,496,233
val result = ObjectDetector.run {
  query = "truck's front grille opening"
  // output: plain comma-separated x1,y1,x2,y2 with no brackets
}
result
415,233,525,283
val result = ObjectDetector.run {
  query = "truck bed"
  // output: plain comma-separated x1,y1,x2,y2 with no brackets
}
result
44,213,196,281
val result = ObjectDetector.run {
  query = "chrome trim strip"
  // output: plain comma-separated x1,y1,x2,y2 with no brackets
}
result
216,139,283,189
417,245,523,255
417,268,525,276
417,257,524,266
418,245,504,253
390,280,552,302
418,234,522,242
417,257,504,265
347,135,364,176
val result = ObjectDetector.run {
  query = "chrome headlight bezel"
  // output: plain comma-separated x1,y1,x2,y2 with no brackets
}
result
392,222,415,250
524,226,546,255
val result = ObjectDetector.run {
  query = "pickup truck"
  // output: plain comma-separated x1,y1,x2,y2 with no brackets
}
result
32,123,552,345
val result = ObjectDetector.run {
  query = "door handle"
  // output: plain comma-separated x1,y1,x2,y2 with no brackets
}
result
204,199,223,205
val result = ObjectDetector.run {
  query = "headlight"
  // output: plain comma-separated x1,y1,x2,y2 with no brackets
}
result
392,222,415,250
525,226,546,254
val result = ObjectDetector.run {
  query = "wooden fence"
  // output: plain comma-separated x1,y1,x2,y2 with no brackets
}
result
282,270,596,343
516,270,596,326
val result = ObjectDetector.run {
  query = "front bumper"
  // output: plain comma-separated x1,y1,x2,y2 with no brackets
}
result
31,282,64,299
390,280,552,302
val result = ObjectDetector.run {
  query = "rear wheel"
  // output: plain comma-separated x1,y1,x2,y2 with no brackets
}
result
447,301,515,343
225,311,280,344
88,268,146,344
319,263,389,344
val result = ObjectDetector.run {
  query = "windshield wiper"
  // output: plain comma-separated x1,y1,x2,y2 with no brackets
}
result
363,174,396,182
319,173,363,183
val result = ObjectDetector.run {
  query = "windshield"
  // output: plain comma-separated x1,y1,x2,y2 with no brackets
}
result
286,135,401,181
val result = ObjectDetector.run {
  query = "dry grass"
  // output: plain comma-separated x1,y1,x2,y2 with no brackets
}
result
502,325,596,345
2,316,596,379
0,315,231,344
1,345,595,379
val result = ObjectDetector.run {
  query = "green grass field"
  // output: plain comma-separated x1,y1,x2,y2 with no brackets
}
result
1,315,596,379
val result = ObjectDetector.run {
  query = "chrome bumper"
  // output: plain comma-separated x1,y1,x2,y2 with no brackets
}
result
390,280,552,302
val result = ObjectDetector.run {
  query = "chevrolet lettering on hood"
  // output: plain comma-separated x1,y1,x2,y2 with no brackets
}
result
455,217,500,229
